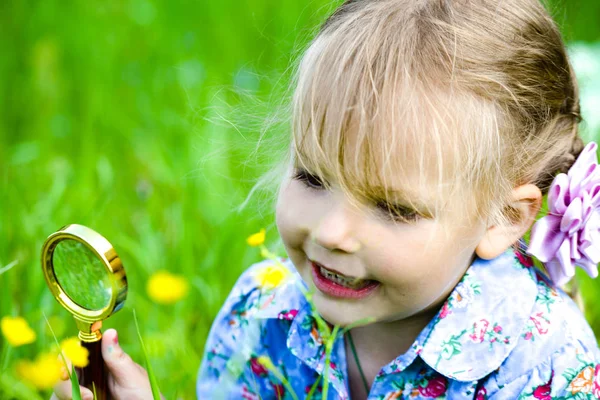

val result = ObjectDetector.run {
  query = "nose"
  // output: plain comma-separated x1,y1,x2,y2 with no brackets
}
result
311,199,362,253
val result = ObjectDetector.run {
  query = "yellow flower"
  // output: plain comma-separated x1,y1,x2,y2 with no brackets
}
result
60,337,89,368
147,271,189,304
16,351,62,389
257,355,275,371
253,263,291,290
246,228,266,247
1,316,36,347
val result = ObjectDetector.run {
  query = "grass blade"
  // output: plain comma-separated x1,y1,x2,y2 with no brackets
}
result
133,309,162,400
1,341,11,372
70,365,83,400
43,312,83,400
321,325,340,400
306,374,322,400
0,260,18,276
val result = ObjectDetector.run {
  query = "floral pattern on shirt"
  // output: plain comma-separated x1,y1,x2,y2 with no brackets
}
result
562,358,600,399
373,369,449,399
439,271,481,320
197,251,600,399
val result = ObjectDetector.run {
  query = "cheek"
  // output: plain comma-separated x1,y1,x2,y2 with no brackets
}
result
369,224,475,288
275,182,308,248
275,187,292,237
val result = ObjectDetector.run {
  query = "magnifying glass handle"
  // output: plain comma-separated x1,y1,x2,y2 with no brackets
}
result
77,340,110,400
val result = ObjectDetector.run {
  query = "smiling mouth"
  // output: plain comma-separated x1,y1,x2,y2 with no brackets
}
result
310,261,380,299
316,263,371,289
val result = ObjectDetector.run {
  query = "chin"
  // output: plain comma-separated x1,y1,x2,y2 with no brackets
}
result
311,294,376,327
317,310,357,327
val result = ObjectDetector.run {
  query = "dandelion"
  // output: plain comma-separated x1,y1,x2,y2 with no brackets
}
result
1,316,36,347
147,271,189,304
60,337,89,368
246,229,266,247
16,351,62,389
252,263,292,290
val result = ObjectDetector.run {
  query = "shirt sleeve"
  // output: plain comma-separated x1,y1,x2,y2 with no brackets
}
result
196,263,265,400
484,338,600,400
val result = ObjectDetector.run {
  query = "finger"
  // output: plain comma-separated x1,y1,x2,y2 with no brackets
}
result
53,353,94,400
57,352,72,380
57,352,85,381
52,379,94,400
102,328,147,387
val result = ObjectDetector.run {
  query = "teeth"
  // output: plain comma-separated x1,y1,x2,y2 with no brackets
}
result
319,266,370,289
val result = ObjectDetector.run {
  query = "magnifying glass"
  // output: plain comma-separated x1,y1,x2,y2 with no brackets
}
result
41,224,127,400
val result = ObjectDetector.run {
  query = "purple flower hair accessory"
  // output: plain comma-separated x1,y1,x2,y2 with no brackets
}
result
527,142,600,286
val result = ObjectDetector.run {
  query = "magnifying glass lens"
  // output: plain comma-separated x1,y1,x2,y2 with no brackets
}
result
52,239,113,310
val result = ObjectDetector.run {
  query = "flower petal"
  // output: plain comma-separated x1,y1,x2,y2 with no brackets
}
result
588,182,600,208
146,271,189,304
568,143,598,201
569,142,598,180
0,316,36,347
555,239,576,284
582,209,598,240
528,216,565,262
580,223,600,264
546,259,570,287
577,258,599,279
548,174,570,214
60,337,89,368
246,229,266,247
570,232,581,260
16,352,62,389
561,197,583,234
580,164,600,192
581,191,594,224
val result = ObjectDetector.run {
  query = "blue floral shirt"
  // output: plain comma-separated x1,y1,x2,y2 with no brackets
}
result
197,250,600,399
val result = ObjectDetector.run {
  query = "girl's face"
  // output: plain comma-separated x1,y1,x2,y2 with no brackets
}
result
275,164,488,326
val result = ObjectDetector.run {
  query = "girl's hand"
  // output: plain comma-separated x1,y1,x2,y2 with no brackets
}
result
51,329,160,400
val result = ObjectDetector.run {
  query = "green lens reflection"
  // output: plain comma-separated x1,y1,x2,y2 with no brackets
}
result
52,240,112,311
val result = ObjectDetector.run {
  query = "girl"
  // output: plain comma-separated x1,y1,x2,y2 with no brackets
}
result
54,0,600,399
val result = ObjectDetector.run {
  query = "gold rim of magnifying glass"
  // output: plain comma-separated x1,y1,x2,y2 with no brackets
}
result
41,224,127,341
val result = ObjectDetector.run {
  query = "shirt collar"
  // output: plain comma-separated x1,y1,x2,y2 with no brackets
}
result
418,249,538,381
252,250,538,385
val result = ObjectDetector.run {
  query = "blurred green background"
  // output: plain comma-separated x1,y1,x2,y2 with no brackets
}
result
1,0,600,398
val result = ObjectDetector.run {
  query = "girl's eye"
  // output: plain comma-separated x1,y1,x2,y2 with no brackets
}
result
375,201,420,223
293,169,326,189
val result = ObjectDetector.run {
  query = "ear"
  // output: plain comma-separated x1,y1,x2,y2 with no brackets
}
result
475,184,542,260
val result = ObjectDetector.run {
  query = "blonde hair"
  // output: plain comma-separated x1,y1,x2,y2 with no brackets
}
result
289,0,583,224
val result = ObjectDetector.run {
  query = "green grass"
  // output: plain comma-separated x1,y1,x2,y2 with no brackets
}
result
134,309,161,400
1,0,600,398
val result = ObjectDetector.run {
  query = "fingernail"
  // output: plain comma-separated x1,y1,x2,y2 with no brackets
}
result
60,366,68,380
107,330,118,355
